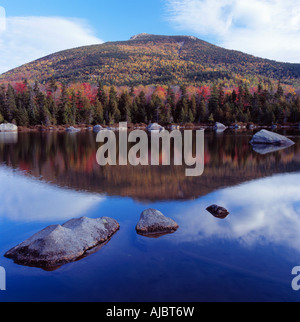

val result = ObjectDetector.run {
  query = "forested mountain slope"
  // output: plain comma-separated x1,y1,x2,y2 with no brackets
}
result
1,33,299,87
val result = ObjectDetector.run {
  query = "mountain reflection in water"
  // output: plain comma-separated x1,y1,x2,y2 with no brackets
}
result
0,130,299,201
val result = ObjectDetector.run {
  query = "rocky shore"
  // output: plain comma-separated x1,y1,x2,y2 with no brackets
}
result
13,122,300,133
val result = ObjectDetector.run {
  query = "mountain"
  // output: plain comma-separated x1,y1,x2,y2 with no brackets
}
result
1,33,300,87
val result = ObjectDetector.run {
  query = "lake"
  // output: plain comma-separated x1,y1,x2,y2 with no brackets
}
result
0,128,300,302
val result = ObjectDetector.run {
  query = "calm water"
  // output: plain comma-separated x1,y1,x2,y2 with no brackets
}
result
0,129,300,302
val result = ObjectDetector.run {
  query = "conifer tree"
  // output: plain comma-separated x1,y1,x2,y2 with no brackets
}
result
5,84,17,122
93,99,104,124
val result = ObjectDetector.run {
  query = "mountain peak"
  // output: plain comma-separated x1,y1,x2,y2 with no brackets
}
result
130,33,198,41
130,33,152,40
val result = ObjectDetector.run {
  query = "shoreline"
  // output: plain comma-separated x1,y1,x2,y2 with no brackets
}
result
14,122,300,133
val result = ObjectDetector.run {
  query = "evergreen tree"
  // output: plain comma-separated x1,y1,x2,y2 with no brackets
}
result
57,85,70,125
208,84,219,117
118,91,132,122
0,85,6,120
5,84,17,122
189,95,197,121
14,103,29,126
93,99,104,124
167,85,176,120
175,96,189,123
196,98,207,123
36,91,51,125
108,86,121,124
276,80,284,99
97,80,107,107
135,91,147,123
46,95,58,125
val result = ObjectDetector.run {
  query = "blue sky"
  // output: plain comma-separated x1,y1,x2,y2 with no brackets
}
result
0,0,299,73
1,0,176,42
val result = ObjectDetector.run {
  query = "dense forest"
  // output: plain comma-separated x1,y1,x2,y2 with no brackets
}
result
0,79,299,127
0,34,299,127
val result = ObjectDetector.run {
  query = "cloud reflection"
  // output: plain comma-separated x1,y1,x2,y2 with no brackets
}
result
0,167,105,223
174,172,300,251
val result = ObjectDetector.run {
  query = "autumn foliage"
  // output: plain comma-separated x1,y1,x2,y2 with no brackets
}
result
0,79,299,127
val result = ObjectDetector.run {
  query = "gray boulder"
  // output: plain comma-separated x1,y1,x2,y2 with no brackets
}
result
213,122,227,131
93,125,104,133
136,209,179,236
0,123,18,132
66,126,81,133
250,130,294,146
5,217,120,269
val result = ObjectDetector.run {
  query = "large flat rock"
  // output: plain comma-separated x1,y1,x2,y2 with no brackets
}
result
5,217,120,269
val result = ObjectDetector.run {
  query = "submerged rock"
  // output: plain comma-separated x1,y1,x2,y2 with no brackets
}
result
5,217,120,269
136,209,179,236
250,129,294,146
206,205,230,219
0,123,18,132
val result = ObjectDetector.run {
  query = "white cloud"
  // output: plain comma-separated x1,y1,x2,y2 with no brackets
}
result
165,0,300,63
0,16,103,74
0,166,105,223
172,172,300,251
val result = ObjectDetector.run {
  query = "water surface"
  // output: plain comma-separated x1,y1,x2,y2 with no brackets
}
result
0,129,300,302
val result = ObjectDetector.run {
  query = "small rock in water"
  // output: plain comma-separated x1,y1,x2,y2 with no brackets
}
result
5,216,120,270
136,209,179,236
206,205,229,219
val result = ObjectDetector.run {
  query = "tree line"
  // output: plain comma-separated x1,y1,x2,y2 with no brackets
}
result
0,80,299,127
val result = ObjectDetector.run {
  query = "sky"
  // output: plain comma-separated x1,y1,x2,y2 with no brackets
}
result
0,0,299,74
